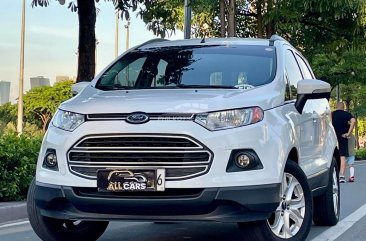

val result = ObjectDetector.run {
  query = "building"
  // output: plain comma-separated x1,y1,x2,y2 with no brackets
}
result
30,76,50,89
56,75,76,83
0,81,11,105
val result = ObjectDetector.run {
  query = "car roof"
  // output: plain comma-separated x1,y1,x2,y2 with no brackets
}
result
138,37,275,50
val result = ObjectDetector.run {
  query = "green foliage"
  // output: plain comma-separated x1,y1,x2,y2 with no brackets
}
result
312,50,366,87
0,133,42,201
139,0,215,38
265,0,366,89
138,0,366,90
0,118,43,201
23,80,73,131
31,0,153,21
268,0,366,52
329,82,366,116
2,122,44,138
139,0,184,37
0,102,17,135
0,102,17,124
0,81,72,133
31,0,366,89
356,148,366,160
357,118,366,137
1,122,17,136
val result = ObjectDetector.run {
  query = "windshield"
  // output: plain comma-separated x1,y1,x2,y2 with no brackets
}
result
96,45,276,90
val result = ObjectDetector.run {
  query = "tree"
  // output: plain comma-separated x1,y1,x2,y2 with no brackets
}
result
23,80,73,131
219,0,225,37
32,0,95,81
0,102,17,135
329,82,366,148
76,0,96,82
0,102,17,125
31,0,366,89
312,49,366,88
138,0,216,38
31,0,151,82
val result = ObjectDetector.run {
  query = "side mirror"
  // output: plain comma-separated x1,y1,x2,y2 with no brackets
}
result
71,81,90,96
295,79,331,113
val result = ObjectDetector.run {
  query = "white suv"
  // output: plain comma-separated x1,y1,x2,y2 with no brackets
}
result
27,36,340,241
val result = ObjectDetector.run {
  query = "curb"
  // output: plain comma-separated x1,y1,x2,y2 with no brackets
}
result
0,201,27,224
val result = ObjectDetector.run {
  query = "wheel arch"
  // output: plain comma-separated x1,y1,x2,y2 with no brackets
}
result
279,147,299,179
288,147,299,164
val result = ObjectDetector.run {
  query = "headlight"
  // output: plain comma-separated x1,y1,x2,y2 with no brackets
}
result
194,107,264,131
52,109,85,131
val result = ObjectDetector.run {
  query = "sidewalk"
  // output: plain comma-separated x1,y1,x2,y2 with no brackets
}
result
0,201,27,224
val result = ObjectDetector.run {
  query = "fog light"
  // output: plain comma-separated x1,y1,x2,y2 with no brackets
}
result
45,153,57,167
235,153,251,168
227,149,263,172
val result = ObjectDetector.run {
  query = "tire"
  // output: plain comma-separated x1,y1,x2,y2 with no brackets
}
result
313,157,340,226
238,161,312,241
27,178,109,241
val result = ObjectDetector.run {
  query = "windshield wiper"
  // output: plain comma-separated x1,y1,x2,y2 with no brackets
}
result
97,84,132,90
175,84,237,89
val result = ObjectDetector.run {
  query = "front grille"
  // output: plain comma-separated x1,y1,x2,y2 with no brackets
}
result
67,135,213,180
86,113,194,121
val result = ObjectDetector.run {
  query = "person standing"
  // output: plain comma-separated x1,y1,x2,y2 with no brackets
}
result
332,102,356,183
346,134,356,182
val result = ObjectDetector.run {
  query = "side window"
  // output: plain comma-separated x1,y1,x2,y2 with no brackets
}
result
285,50,303,99
115,57,147,87
296,54,314,79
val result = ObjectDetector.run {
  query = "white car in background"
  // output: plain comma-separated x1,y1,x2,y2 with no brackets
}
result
27,35,340,241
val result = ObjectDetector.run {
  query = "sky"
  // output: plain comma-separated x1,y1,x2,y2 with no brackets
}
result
0,0,183,102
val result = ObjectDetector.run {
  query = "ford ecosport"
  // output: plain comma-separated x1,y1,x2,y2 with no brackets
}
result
27,35,340,241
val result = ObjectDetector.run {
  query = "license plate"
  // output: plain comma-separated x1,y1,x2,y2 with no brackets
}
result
97,169,165,192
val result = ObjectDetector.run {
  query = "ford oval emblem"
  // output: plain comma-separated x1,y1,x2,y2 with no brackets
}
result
126,112,149,124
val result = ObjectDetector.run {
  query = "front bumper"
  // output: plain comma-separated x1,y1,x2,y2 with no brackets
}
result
37,117,286,188
34,182,281,223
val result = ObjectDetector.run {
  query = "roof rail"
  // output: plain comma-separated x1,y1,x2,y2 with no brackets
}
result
137,38,170,48
269,35,287,46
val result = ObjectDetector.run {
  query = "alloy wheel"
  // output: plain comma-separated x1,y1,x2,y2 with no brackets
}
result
267,173,306,239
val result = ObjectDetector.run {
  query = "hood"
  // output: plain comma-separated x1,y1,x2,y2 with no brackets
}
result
60,85,284,114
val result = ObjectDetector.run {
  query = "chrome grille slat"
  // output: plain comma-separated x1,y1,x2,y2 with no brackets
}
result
67,135,213,180
68,161,210,165
68,150,207,153
86,113,195,121
73,135,203,150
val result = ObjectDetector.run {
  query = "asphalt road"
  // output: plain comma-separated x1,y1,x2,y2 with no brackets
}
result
1,161,366,241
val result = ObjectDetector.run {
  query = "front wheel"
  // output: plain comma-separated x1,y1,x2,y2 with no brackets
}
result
238,161,312,241
27,178,109,241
